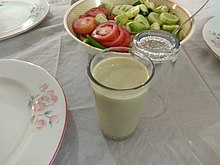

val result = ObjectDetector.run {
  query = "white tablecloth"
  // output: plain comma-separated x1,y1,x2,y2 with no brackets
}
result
1,0,220,164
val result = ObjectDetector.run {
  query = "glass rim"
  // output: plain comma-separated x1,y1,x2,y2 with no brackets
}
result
87,47,155,91
133,30,180,49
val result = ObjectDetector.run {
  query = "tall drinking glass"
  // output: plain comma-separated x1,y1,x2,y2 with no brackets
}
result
87,47,155,140
133,30,180,118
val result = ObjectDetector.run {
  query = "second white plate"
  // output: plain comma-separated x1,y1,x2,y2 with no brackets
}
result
0,0,49,40
202,16,220,60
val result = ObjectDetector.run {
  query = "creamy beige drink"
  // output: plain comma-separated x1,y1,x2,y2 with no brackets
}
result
89,56,153,139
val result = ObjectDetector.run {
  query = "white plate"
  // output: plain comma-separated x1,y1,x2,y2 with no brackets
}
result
202,16,220,60
0,59,67,165
0,0,49,40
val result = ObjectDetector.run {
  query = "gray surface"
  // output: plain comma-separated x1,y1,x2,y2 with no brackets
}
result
1,0,220,165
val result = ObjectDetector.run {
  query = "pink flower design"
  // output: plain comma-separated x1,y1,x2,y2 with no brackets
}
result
49,115,59,127
39,90,58,106
211,39,220,48
33,101,46,113
209,31,220,49
35,119,47,130
46,90,58,105
29,83,59,131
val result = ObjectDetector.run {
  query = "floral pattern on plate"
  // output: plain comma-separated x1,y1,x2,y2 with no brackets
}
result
30,3,47,18
202,16,220,60
28,83,60,131
209,31,220,49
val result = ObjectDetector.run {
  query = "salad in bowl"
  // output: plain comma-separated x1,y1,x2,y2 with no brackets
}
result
64,0,194,54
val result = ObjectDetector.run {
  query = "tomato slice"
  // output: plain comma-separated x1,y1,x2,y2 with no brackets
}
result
85,6,110,17
91,22,119,42
72,16,97,34
101,26,125,47
120,28,131,47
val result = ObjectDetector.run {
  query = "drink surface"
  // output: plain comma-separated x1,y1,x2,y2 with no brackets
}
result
93,56,149,89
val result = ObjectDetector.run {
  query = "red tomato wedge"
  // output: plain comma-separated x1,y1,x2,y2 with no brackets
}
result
91,22,119,42
72,16,96,34
85,6,110,17
120,27,131,47
101,26,125,47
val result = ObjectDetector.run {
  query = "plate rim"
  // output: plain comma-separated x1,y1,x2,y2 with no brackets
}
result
202,16,220,60
0,59,68,165
0,0,50,41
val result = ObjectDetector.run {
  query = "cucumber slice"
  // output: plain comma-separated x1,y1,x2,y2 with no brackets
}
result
102,3,114,13
153,5,169,13
95,13,108,24
162,24,179,31
178,29,186,41
150,22,160,30
134,14,150,29
126,21,147,34
115,13,129,25
124,5,133,12
111,5,123,15
127,6,140,18
138,4,149,15
119,4,127,11
132,0,141,6
148,12,162,25
120,4,133,12
159,12,179,25
144,1,155,10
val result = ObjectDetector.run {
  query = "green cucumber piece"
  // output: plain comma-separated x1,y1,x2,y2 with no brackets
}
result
134,14,150,29
115,13,129,25
111,5,133,16
86,35,105,49
119,4,127,11
148,12,162,25
111,5,123,15
95,13,108,24
132,0,141,6
124,5,133,12
114,6,138,24
150,22,160,30
126,21,147,34
153,5,169,13
138,4,149,15
144,1,155,10
127,6,140,18
162,24,179,31
159,12,179,25
120,4,133,12
178,29,186,41
102,3,114,13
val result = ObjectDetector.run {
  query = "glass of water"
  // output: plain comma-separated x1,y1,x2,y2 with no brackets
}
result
132,30,180,118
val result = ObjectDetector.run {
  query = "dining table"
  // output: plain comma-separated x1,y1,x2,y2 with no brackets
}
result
1,0,220,164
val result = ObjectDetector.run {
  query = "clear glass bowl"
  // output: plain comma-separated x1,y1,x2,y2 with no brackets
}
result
132,30,180,64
